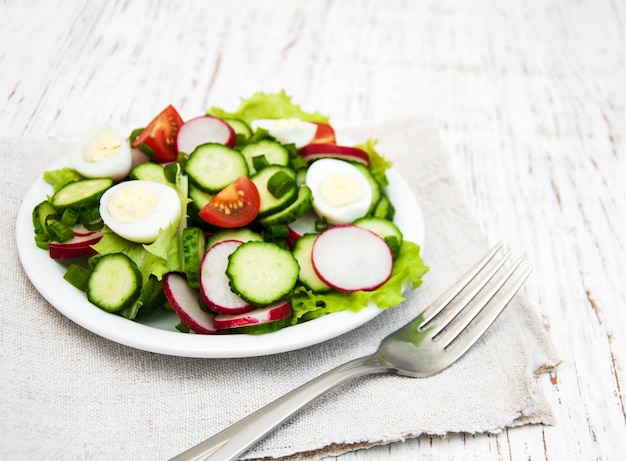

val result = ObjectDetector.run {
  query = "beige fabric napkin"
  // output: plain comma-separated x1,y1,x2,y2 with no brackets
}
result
0,117,560,460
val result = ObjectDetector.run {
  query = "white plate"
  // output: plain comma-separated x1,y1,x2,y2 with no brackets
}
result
16,156,424,358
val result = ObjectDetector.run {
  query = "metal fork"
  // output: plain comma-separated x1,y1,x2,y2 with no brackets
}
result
170,243,532,461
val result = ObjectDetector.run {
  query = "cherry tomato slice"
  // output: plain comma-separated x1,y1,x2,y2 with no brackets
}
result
310,122,336,145
198,177,260,228
133,105,184,163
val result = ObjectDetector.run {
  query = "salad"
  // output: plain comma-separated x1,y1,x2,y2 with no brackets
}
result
31,91,428,335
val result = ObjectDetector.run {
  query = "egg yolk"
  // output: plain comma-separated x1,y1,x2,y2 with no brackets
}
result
319,173,363,207
83,129,122,163
107,183,158,223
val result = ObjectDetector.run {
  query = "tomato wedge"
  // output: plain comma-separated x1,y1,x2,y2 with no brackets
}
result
198,176,260,228
310,122,336,145
133,105,184,163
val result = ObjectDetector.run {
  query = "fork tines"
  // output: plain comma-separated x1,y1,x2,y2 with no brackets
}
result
420,243,533,356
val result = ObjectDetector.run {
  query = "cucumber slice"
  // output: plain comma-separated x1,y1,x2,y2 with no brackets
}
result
223,118,252,144
188,184,213,211
226,241,300,305
292,233,331,293
52,178,113,210
250,165,298,218
351,162,381,214
206,228,264,249
372,193,395,221
182,227,206,289
185,143,248,193
352,216,403,257
86,253,141,312
240,140,290,175
130,162,170,184
258,185,313,227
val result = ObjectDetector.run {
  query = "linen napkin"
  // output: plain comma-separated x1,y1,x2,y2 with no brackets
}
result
0,117,560,461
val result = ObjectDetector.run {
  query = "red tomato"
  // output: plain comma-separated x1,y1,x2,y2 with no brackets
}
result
133,105,184,163
198,177,261,228
311,122,336,144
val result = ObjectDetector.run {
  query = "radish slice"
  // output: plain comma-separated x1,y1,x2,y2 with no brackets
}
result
299,144,370,166
286,209,320,244
48,231,103,259
199,240,253,314
163,273,218,334
213,300,292,330
312,225,393,292
176,115,236,154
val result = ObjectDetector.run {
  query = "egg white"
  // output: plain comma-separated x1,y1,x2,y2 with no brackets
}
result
305,158,373,225
250,118,317,148
99,180,182,244
69,124,133,181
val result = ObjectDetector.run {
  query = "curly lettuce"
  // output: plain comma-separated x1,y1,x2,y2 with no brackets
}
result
207,90,330,125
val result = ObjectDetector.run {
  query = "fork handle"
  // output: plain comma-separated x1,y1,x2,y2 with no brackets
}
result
169,354,391,461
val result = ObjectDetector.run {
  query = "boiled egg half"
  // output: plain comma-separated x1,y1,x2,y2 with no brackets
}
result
69,124,133,181
305,158,373,224
250,118,317,148
99,180,182,243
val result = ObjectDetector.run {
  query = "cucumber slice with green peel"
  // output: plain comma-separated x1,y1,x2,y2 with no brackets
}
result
250,165,298,218
130,162,170,184
223,118,252,143
188,184,213,211
86,253,141,313
351,162,381,214
52,178,114,210
226,241,300,305
372,193,395,221
182,227,206,289
352,216,403,257
184,143,248,193
292,233,331,293
240,140,290,175
258,185,313,227
206,228,264,249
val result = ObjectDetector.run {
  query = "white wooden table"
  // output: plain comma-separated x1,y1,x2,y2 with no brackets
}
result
2,0,625,459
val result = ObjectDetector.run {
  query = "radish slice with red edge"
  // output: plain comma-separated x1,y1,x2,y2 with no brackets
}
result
163,272,218,334
48,231,102,259
176,115,236,154
312,225,393,292
299,143,370,166
199,240,253,314
213,300,292,330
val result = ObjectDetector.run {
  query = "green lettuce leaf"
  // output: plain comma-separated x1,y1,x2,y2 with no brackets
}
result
289,240,428,324
43,167,84,192
207,90,330,125
355,138,392,188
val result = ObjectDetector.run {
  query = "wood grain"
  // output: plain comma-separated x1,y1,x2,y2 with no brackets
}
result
1,0,625,459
